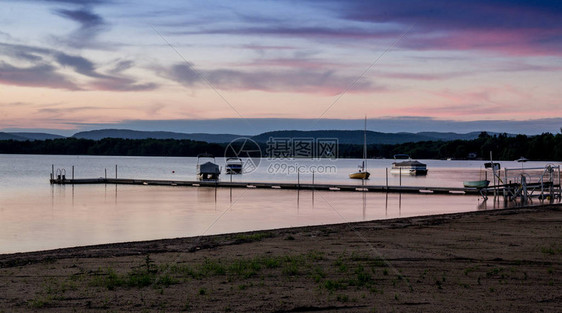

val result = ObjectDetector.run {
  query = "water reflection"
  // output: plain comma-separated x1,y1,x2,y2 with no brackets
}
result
1,154,560,253
0,183,540,254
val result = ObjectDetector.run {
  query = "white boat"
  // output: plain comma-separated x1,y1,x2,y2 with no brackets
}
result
390,156,427,176
349,117,370,180
225,157,243,174
196,153,221,180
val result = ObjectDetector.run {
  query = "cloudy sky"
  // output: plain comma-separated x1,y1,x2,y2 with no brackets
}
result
1,0,561,135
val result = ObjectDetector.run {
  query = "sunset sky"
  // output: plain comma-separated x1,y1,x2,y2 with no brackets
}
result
1,0,561,135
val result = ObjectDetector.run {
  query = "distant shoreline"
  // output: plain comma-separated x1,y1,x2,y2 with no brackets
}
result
2,131,562,160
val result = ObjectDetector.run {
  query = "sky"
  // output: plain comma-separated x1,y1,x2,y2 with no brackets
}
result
0,0,561,135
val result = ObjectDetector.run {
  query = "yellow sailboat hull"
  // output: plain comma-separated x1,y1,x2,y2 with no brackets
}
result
349,171,370,179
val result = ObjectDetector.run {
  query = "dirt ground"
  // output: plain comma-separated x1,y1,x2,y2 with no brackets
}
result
0,204,560,312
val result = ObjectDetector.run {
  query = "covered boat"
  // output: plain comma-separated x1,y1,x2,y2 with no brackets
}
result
390,159,428,176
196,154,221,180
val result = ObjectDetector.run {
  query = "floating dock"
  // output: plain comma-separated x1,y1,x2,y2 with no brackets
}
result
48,164,562,202
49,177,501,196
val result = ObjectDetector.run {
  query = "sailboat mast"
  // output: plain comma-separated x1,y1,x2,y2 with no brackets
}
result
363,116,367,168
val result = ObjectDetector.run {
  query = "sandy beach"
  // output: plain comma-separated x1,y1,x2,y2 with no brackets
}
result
0,204,560,312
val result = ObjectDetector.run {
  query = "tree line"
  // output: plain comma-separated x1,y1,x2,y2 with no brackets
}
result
358,132,562,160
0,132,560,161
0,138,224,157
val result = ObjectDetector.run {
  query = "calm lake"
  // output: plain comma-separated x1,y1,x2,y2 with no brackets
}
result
1,154,559,253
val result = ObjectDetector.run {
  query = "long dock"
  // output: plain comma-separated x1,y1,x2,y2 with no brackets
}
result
49,177,495,195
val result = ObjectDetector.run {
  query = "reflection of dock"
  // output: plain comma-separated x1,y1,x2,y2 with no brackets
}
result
47,177,532,196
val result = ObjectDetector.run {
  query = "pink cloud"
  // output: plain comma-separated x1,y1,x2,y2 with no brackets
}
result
404,29,562,56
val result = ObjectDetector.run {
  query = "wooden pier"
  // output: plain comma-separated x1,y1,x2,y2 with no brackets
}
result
49,177,498,196
48,164,562,202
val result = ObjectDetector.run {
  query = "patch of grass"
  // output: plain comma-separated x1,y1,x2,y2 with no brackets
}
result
199,258,226,277
334,256,348,273
349,266,373,287
540,244,561,255
336,294,349,302
486,267,505,278
464,266,479,276
28,295,53,309
92,257,179,290
233,232,274,244
323,279,346,293
282,262,300,276
310,266,326,283
261,256,282,269
238,282,253,290
307,251,325,261
228,259,260,278
182,298,191,312
156,274,178,287
92,267,124,290
281,255,306,276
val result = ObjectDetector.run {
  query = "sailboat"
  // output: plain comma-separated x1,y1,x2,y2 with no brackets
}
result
349,117,370,179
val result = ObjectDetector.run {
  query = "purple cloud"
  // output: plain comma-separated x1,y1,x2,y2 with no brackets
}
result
327,0,562,56
56,8,105,29
0,43,157,91
164,63,381,95
171,25,398,40
52,7,110,49
0,62,80,90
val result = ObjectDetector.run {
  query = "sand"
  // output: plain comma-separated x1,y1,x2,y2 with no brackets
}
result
0,204,560,312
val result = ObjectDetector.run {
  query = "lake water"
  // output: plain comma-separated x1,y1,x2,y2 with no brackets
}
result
1,154,559,253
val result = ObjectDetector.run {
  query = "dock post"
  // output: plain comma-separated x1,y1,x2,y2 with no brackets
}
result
105,168,107,180
72,166,74,180
385,168,388,190
115,164,118,179
399,168,402,186
312,169,315,185
297,170,300,189
51,164,54,182
312,170,314,207
521,175,527,203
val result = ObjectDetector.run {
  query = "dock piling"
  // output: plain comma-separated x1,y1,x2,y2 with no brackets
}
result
385,168,388,190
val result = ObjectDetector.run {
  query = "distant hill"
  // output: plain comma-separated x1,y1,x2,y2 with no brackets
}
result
250,130,504,145
72,129,244,143
416,131,495,141
0,129,513,145
0,132,26,141
0,132,65,141
10,132,65,140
